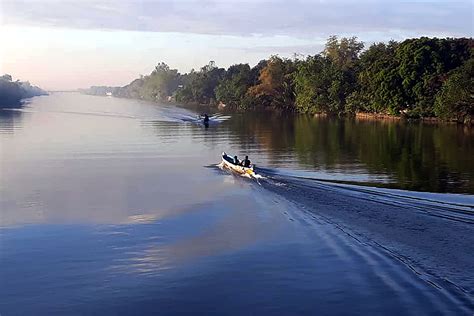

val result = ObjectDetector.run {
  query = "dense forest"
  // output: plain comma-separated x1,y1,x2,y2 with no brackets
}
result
82,36,474,124
0,74,48,107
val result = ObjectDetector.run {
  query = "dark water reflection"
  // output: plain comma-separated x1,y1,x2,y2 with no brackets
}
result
0,108,24,134
221,113,474,193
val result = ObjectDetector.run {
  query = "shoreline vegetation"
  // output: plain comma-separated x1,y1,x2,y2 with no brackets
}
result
0,74,48,107
81,36,473,125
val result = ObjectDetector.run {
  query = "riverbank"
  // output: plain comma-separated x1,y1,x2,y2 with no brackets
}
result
80,91,474,127
80,36,473,125
354,112,473,125
0,75,48,107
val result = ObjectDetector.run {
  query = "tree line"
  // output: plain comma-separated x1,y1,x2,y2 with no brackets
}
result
83,36,473,123
0,74,48,107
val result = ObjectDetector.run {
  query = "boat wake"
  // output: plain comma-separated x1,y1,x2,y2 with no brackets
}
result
2,98,231,126
167,113,231,126
265,171,473,304
254,167,474,223
210,162,474,308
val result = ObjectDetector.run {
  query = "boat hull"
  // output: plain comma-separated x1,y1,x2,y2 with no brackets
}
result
221,153,255,177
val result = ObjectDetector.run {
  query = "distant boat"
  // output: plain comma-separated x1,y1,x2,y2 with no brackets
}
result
106,92,112,96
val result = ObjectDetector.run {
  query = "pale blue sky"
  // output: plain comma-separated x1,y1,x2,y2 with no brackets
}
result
1,0,472,90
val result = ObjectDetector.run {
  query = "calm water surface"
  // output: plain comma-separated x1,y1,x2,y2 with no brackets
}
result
1,93,473,315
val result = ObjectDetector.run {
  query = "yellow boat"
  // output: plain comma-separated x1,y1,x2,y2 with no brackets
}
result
221,152,258,178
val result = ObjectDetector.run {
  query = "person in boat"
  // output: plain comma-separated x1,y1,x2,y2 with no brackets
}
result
241,155,251,168
233,155,240,165
203,114,210,124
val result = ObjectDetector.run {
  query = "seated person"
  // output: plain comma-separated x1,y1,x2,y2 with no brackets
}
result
234,155,240,165
241,156,251,167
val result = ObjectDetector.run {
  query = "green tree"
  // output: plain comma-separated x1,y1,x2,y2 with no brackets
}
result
395,37,472,116
294,55,334,113
434,58,474,123
174,70,197,103
247,56,296,109
175,61,225,105
91,36,474,124
215,64,253,108
142,62,180,101
294,36,364,115
115,78,145,99
323,35,364,70
348,38,472,117
347,41,404,114
1,74,12,82
195,61,226,104
0,74,47,107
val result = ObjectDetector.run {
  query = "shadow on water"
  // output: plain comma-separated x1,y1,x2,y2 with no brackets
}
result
0,108,24,134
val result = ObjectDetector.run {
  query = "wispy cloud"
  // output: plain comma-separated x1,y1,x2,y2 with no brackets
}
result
3,0,473,37
2,0,472,90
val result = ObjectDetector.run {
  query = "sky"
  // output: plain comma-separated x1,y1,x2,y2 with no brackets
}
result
0,0,472,90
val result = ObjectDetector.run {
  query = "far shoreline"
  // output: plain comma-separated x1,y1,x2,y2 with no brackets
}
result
79,91,474,127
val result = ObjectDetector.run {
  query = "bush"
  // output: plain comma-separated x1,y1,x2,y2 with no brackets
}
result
434,59,474,123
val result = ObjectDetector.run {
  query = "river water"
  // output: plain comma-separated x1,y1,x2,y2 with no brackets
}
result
1,93,473,315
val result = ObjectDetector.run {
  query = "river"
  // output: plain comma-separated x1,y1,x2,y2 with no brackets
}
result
1,92,473,315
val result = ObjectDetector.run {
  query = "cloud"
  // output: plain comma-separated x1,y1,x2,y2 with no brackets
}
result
2,0,472,90
3,0,473,38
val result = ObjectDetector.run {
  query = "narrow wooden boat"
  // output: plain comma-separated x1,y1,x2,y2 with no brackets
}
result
221,152,257,178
